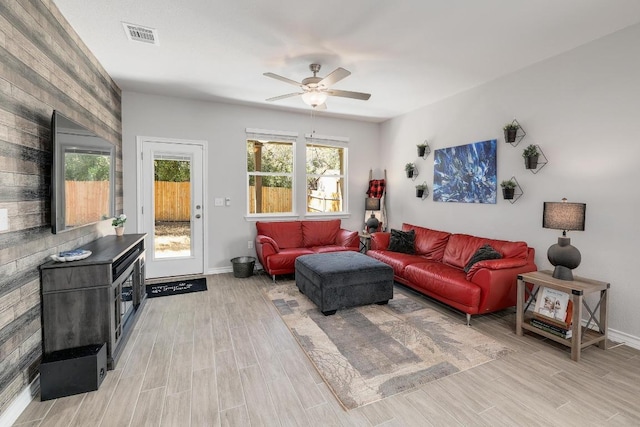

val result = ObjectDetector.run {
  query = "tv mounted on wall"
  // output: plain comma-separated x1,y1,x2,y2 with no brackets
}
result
51,111,115,233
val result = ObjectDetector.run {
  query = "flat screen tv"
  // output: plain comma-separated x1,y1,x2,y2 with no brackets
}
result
51,111,115,233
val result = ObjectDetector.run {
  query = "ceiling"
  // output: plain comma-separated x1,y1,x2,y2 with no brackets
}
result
53,0,640,122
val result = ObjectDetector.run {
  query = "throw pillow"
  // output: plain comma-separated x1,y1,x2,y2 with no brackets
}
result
388,229,416,254
463,244,502,273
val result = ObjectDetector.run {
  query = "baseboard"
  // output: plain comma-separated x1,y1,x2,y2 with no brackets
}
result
607,328,640,350
0,376,39,427
207,266,233,275
208,266,266,277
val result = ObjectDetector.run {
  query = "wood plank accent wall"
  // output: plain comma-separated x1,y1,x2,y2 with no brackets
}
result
0,0,122,416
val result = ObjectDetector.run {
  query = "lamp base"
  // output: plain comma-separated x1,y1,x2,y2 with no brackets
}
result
366,212,380,234
547,236,581,281
552,265,574,281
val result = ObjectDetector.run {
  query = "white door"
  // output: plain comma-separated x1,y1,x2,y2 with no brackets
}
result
139,138,205,278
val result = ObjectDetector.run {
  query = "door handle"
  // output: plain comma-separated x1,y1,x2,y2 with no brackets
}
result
195,214,201,219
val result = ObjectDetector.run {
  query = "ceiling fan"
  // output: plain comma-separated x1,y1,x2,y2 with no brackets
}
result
264,63,371,109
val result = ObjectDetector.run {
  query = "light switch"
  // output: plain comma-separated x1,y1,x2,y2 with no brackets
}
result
0,209,8,231
214,198,224,207
225,197,231,206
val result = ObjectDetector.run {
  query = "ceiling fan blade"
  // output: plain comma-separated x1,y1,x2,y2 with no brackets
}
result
326,89,371,101
318,67,351,88
266,92,302,102
263,72,302,87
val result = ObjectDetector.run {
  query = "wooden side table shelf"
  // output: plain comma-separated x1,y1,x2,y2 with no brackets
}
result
516,270,609,362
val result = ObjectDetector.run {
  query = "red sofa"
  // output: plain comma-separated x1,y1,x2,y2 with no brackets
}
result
255,219,359,280
367,223,537,324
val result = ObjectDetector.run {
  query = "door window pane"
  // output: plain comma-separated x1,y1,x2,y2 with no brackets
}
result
153,157,192,258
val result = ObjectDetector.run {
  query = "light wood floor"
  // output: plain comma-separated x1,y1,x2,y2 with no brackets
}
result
13,272,640,426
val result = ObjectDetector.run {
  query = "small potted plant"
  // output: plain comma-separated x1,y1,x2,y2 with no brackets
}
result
112,213,127,236
415,183,428,198
503,122,520,143
522,144,539,169
417,141,430,157
405,162,417,178
500,179,516,200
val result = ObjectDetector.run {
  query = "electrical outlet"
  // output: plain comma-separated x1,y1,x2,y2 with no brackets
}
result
248,240,254,249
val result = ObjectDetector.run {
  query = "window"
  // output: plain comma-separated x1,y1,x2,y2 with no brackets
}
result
246,129,296,215
306,136,348,214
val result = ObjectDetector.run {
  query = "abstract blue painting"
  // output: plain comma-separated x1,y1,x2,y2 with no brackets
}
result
433,139,497,204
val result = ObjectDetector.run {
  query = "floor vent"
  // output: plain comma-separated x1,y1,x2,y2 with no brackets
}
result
122,22,158,45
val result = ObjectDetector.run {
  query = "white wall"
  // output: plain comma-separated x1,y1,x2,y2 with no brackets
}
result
380,23,640,341
121,94,380,272
122,23,640,342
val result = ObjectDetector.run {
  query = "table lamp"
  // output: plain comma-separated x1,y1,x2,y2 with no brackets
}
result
542,198,586,281
365,197,381,233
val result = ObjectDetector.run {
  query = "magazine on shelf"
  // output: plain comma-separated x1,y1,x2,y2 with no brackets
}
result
532,299,573,329
530,318,572,339
533,287,570,323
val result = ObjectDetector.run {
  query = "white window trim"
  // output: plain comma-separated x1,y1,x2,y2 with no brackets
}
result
304,133,349,144
247,128,298,142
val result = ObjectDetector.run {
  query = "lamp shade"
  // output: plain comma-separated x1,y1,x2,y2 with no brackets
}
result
542,199,586,281
543,201,586,232
365,197,381,211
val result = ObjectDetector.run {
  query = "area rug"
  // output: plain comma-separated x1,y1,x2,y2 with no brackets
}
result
265,281,513,410
146,277,207,298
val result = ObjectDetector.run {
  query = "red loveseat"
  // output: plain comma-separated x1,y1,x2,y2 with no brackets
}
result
255,219,359,280
367,223,537,324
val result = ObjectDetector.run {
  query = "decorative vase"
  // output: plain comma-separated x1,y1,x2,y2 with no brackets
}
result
406,169,414,178
115,226,125,236
502,188,515,200
524,155,539,169
366,213,380,233
416,189,424,198
417,146,426,157
505,128,517,143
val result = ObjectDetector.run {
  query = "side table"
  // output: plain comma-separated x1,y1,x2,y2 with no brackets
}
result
516,270,609,362
358,232,371,253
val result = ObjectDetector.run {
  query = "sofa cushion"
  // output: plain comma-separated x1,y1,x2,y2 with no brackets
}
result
367,250,426,277
404,262,481,309
311,245,356,254
443,234,530,269
442,234,487,269
485,239,529,260
256,221,303,249
370,232,390,250
388,229,416,254
302,219,340,247
463,244,502,273
402,223,450,261
266,247,314,272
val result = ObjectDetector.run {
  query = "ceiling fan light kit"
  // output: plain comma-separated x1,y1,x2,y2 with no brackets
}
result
264,63,371,110
301,90,328,107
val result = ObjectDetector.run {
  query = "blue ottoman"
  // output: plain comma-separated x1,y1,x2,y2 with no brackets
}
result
295,251,394,315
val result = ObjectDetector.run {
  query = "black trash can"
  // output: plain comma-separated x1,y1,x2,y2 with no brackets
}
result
231,256,256,278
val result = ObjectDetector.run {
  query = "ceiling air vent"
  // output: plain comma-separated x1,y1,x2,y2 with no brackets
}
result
122,22,158,45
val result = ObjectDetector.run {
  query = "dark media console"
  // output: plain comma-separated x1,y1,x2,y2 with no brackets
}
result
40,234,147,369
